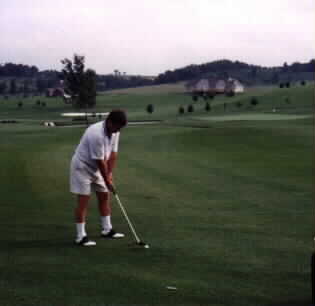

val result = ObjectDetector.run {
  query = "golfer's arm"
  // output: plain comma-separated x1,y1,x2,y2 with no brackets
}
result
95,159,111,186
107,152,118,174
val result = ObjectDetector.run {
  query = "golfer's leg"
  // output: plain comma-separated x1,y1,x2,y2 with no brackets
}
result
97,191,125,238
96,191,112,233
75,194,90,240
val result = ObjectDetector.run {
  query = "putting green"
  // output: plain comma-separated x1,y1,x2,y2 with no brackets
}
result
196,113,312,122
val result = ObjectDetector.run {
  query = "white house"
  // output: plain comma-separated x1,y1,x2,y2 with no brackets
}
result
186,77,244,95
215,80,226,93
195,79,210,92
226,78,245,93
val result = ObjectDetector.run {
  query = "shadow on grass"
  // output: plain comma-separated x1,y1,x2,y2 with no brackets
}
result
268,300,312,306
5,239,72,250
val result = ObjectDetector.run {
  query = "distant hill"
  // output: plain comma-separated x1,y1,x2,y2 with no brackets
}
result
0,59,314,93
155,59,315,86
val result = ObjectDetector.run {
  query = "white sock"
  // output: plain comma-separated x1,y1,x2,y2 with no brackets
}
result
76,223,87,239
101,216,112,233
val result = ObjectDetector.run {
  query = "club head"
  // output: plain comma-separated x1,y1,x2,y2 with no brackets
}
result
137,241,150,249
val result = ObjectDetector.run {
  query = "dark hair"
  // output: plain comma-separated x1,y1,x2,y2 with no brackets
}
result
107,109,127,127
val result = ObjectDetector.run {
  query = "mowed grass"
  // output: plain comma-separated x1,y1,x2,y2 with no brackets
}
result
0,83,314,305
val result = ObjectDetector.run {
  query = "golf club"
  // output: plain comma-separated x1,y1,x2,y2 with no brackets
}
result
113,190,149,249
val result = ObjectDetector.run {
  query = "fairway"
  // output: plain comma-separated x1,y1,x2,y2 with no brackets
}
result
0,84,313,305
195,113,313,122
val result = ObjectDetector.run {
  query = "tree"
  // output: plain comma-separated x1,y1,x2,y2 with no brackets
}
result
146,104,154,114
0,82,6,94
178,106,185,115
283,62,289,72
187,104,194,113
205,102,211,112
61,54,97,108
225,91,235,97
23,79,30,97
271,71,279,84
36,79,47,94
250,97,259,106
83,69,97,108
192,95,198,102
9,79,17,95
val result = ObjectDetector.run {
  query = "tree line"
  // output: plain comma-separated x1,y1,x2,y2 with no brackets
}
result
155,59,315,85
0,62,154,92
1,58,314,92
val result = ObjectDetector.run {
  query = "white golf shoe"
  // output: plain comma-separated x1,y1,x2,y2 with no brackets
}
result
75,236,96,246
101,229,125,239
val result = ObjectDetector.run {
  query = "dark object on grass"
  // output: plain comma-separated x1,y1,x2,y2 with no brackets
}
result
179,106,185,115
250,97,259,106
146,104,154,114
0,120,18,124
205,102,211,112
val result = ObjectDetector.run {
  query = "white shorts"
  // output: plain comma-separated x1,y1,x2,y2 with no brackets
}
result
70,155,108,195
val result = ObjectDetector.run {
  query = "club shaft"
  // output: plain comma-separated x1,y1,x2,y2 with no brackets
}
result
114,194,141,243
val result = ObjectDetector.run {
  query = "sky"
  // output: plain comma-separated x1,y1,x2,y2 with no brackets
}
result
1,0,314,75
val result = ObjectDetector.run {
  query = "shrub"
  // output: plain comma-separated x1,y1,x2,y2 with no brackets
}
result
187,104,194,113
178,106,185,115
207,92,215,99
279,83,284,88
146,104,154,114
250,97,259,106
285,82,290,88
225,91,235,97
301,80,306,86
205,102,211,112
192,95,198,102
18,101,23,108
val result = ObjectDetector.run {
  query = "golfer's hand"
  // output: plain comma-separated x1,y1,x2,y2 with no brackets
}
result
108,183,116,194
108,173,114,184
105,177,116,194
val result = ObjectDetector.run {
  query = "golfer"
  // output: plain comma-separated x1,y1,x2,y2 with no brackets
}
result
70,109,127,246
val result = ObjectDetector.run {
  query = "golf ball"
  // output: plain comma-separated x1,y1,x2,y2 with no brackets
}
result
144,244,150,249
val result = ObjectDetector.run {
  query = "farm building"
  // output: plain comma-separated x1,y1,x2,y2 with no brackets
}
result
185,77,244,96
46,87,65,97
226,78,244,93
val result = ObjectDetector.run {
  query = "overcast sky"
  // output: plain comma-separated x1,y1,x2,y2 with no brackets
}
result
1,0,314,75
